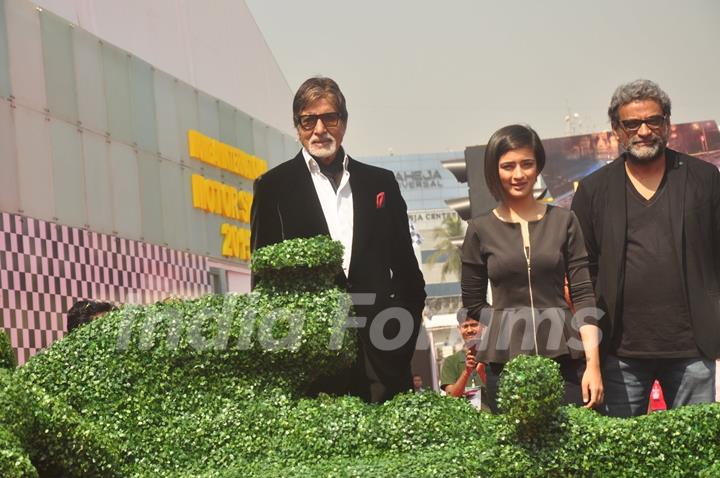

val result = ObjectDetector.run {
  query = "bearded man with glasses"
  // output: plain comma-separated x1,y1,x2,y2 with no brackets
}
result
250,77,426,403
572,79,720,417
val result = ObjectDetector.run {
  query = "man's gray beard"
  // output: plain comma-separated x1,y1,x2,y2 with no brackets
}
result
624,137,666,162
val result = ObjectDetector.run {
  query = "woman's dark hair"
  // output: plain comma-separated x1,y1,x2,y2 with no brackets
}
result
483,124,545,202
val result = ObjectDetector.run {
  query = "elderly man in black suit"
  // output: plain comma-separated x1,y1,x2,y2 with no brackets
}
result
250,76,426,403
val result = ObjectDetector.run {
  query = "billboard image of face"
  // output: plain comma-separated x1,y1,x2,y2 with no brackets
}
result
537,120,720,208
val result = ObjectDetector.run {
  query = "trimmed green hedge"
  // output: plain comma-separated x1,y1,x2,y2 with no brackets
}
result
700,462,720,478
251,235,344,291
0,422,37,478
497,353,564,439
0,327,16,370
0,370,122,477
0,237,718,476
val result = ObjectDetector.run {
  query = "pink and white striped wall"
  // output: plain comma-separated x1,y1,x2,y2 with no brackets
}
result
0,212,212,364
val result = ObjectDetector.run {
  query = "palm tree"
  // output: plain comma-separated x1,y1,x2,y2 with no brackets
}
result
425,214,464,281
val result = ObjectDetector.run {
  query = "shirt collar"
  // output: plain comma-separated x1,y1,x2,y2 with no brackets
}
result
302,147,349,173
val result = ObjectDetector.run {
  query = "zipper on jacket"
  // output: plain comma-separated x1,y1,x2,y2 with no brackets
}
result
521,223,540,356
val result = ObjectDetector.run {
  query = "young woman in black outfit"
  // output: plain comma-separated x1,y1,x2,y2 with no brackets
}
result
461,124,603,412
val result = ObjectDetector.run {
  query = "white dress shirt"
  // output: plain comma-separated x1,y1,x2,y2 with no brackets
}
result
302,148,354,276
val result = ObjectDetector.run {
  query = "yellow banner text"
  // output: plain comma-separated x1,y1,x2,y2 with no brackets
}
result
188,129,267,180
191,174,253,224
221,224,251,261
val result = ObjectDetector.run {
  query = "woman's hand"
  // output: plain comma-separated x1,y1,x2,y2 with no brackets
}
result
581,362,603,408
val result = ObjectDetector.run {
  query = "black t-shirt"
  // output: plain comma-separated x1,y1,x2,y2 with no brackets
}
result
616,174,699,358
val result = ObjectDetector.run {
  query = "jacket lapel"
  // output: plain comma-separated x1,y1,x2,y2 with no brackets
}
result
347,158,370,278
606,156,627,270
288,152,331,237
664,149,687,275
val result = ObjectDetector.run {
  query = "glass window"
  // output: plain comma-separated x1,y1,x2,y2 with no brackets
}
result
82,130,114,234
153,70,181,162
5,0,47,110
130,56,158,154
137,152,164,244
73,29,106,134
102,43,133,144
51,119,86,228
0,98,19,210
15,106,54,220
40,10,78,123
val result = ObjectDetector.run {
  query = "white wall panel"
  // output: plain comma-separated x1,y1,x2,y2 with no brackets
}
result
30,0,294,137
0,0,13,98
158,159,187,251
51,119,86,228
73,28,106,134
108,142,141,239
154,70,181,162
6,0,47,111
14,106,54,220
102,43,133,144
137,152,164,244
0,98,19,211
81,130,113,234
40,10,78,123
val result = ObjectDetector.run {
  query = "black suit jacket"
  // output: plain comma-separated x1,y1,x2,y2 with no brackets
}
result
571,149,720,359
250,151,426,383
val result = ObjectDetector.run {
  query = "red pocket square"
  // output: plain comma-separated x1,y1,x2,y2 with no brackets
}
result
376,192,385,209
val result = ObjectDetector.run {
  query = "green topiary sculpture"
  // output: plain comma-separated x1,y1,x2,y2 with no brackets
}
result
0,235,718,477
497,354,564,438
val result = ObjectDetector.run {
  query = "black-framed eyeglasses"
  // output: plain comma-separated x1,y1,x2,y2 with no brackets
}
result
619,115,666,133
297,112,342,131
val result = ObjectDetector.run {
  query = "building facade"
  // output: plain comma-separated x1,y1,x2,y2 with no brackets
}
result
0,0,297,363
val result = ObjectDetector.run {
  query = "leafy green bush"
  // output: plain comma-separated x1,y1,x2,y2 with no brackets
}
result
0,423,37,478
700,461,720,478
0,237,718,476
251,235,344,291
497,354,564,438
0,327,16,369
0,369,122,477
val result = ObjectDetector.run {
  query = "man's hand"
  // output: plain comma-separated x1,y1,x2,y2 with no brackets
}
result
464,348,478,372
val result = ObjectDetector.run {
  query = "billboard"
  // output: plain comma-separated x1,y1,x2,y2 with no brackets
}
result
464,121,720,213
542,120,720,207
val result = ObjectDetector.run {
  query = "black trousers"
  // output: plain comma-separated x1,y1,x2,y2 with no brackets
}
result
305,345,412,403
484,356,585,413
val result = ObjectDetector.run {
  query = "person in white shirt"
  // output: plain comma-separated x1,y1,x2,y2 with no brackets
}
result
250,77,426,402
